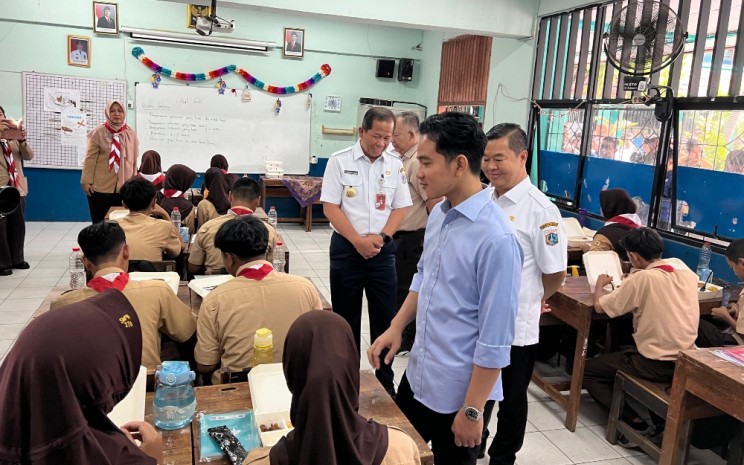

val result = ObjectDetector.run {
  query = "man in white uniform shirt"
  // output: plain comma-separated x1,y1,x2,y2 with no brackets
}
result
321,107,412,396
480,123,567,465
70,41,88,63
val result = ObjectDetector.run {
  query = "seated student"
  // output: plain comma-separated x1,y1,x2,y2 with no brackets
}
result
0,291,162,464
245,311,420,465
583,227,699,439
194,216,322,384
697,238,744,347
189,177,276,275
159,163,197,234
51,221,196,370
582,188,642,260
197,167,231,227
116,177,183,262
138,150,165,191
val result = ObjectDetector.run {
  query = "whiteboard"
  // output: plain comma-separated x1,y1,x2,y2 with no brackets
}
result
135,84,311,174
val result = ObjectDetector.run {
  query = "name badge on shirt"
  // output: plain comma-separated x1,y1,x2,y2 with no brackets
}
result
375,193,386,210
343,170,359,175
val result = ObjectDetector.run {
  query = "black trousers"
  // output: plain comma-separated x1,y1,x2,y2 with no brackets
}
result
480,344,537,465
396,373,480,465
393,229,425,351
329,232,396,391
0,197,26,269
87,191,122,223
583,348,676,423
696,318,738,348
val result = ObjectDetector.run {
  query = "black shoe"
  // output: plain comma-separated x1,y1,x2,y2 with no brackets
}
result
12,262,30,270
0,268,12,276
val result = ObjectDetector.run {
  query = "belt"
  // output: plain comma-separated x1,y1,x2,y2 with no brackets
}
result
394,228,425,238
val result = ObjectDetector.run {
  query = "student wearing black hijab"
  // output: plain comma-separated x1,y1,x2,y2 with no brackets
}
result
160,163,196,233
197,167,231,226
582,188,643,261
0,290,162,465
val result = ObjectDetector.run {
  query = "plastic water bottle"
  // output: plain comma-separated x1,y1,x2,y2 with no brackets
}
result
267,206,278,229
696,242,712,280
171,207,181,230
252,328,274,367
69,247,86,289
578,208,588,227
273,241,285,273
153,361,196,430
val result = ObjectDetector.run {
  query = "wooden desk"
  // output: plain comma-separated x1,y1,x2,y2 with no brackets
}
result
144,371,433,465
259,176,326,232
659,349,743,465
534,277,730,432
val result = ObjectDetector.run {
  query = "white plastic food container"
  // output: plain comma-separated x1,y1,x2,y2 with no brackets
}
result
248,363,294,446
563,217,594,248
583,250,623,293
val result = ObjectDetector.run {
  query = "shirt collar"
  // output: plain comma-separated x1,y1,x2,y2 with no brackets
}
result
440,187,492,222
399,145,417,160
493,176,532,204
236,260,273,275
94,266,126,277
352,140,390,163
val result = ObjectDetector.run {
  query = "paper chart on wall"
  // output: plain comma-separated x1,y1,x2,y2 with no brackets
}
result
44,88,81,112
60,110,88,146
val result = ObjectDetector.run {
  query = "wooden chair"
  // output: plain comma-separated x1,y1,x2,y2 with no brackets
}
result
219,368,252,384
150,260,177,272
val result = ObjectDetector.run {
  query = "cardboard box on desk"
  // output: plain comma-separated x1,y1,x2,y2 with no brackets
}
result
248,363,294,446
563,217,595,248
583,251,623,293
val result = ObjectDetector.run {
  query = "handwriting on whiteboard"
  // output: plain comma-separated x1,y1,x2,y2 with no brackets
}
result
143,113,227,147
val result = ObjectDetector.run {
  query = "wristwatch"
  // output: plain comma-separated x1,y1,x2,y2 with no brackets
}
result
379,232,391,244
462,405,482,422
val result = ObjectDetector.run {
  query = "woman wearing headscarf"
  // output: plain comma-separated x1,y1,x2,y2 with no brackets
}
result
138,150,165,190
197,167,231,226
583,188,643,260
82,100,139,223
204,154,239,191
159,163,196,234
0,290,162,465
244,311,420,465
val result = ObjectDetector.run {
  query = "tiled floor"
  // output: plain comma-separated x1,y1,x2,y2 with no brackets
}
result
3,221,727,465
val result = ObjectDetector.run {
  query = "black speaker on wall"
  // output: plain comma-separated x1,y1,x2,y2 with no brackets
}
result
376,59,395,78
398,58,414,81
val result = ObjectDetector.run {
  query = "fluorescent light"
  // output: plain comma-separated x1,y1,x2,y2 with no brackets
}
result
120,26,275,53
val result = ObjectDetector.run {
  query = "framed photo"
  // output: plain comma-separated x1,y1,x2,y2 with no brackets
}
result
68,35,91,68
283,27,304,58
92,2,118,35
187,3,212,29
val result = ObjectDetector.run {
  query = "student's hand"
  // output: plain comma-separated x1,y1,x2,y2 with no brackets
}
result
0,120,8,132
121,421,163,464
711,306,733,319
354,235,383,260
596,274,613,289
451,409,483,448
81,183,94,196
540,300,551,314
367,327,402,368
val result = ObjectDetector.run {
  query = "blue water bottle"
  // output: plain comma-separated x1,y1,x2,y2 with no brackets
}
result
153,361,196,430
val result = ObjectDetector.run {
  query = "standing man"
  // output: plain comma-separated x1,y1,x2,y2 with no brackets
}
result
321,107,412,397
368,112,523,464
479,123,567,465
391,111,441,352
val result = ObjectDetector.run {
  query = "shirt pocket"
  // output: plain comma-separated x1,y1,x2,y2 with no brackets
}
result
340,173,362,187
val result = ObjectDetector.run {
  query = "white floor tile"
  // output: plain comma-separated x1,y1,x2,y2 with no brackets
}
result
528,400,584,431
0,324,26,340
543,426,622,463
514,432,573,465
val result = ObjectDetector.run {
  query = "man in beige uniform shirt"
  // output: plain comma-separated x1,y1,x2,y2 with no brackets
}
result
584,227,699,442
114,177,183,262
188,177,276,275
195,216,322,384
390,111,441,352
51,221,196,370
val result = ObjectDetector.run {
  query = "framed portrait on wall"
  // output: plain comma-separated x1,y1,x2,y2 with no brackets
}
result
68,35,91,68
188,4,212,28
92,2,118,35
283,28,304,58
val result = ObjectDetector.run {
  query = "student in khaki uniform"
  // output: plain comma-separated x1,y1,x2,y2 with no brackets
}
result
114,177,183,262
583,227,699,440
51,221,196,370
194,216,322,384
189,177,276,275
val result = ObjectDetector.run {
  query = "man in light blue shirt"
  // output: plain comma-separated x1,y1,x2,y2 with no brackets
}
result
369,112,523,464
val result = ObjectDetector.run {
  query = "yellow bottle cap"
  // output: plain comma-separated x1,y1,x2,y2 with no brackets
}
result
254,328,273,348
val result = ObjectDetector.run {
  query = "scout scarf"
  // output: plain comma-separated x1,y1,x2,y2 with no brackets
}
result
162,188,184,198
104,121,127,173
0,141,18,188
88,272,130,292
229,206,254,216
237,263,273,281
605,214,643,229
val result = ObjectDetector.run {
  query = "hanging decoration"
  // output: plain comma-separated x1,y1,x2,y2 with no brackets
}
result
242,87,252,102
274,98,282,115
150,73,162,89
217,78,227,95
131,47,332,95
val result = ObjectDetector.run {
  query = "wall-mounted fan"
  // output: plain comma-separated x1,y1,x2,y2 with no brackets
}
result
603,0,687,76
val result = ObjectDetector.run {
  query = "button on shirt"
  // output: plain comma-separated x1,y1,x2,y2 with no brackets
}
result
493,178,567,346
407,188,523,413
320,141,412,235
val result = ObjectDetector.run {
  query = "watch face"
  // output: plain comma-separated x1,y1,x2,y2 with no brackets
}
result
464,407,480,421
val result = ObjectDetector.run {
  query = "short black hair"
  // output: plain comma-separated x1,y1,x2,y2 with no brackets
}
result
231,177,260,202
725,239,744,262
361,107,396,131
486,123,528,155
120,177,156,211
78,221,126,265
419,112,487,175
214,216,268,260
619,227,664,261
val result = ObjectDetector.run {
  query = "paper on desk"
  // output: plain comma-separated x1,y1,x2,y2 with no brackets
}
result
108,209,129,220
129,272,180,294
188,274,233,298
108,365,147,426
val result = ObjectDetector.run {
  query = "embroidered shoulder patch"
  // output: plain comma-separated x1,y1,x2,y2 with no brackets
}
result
540,221,559,230
543,225,560,246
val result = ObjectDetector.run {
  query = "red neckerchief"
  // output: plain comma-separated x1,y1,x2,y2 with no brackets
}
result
139,172,165,185
655,264,675,273
0,141,18,188
163,188,184,198
237,263,273,281
606,215,642,229
221,169,228,175
87,272,130,292
104,121,127,174
230,207,253,216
